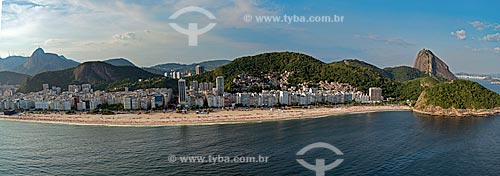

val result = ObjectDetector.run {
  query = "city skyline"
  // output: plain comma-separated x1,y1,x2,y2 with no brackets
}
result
0,0,499,73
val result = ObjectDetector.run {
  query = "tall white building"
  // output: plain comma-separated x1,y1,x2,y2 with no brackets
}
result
279,91,290,105
216,76,224,96
178,79,187,104
369,87,383,102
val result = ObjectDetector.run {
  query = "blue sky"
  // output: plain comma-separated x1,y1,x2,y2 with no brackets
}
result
0,0,499,73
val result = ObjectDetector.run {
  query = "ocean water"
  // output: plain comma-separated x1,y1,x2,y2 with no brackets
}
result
466,78,500,94
2,111,500,175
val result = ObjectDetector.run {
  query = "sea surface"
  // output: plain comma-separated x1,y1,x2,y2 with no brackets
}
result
2,111,500,175
466,78,500,94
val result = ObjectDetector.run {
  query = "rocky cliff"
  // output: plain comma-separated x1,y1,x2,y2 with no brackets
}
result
413,49,456,81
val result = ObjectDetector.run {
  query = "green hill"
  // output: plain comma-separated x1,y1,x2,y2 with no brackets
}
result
383,66,426,82
19,62,162,93
338,59,393,78
336,60,425,81
416,79,500,110
394,76,440,102
0,71,31,85
191,52,402,95
151,60,230,73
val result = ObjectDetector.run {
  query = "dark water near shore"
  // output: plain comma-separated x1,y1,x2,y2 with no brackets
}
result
2,111,500,175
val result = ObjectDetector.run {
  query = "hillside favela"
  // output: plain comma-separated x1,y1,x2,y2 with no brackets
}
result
1,0,500,175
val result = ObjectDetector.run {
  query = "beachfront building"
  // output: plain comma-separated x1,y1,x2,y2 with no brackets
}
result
77,102,87,111
35,101,49,110
369,87,383,102
279,91,290,105
216,76,224,96
18,100,35,110
236,93,251,107
178,79,187,104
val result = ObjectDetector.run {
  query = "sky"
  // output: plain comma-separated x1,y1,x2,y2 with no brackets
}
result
0,0,499,73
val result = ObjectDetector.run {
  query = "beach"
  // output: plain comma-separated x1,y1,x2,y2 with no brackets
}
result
0,105,410,126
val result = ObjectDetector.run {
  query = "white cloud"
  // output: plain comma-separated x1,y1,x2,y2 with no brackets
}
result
483,33,500,42
451,29,466,40
469,21,500,31
353,34,415,47
470,21,487,31
216,0,278,28
464,45,500,53
113,32,138,41
171,0,279,28
0,0,278,64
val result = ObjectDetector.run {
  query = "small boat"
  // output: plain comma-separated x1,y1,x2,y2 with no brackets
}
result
491,82,500,85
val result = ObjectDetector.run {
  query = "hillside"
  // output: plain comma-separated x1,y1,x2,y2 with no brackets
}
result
19,62,161,93
339,59,426,81
383,66,426,82
415,80,500,110
339,59,392,78
104,58,137,67
394,77,440,103
151,60,230,73
0,71,31,85
191,52,401,96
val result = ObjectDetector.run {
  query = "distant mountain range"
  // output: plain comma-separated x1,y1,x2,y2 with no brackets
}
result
0,48,230,88
19,62,161,93
0,48,230,87
0,48,80,75
103,58,230,75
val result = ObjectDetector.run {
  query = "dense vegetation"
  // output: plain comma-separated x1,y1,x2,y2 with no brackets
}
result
151,60,230,73
383,66,426,82
394,77,440,102
107,77,178,93
421,80,500,109
190,52,401,96
341,60,426,82
0,71,31,85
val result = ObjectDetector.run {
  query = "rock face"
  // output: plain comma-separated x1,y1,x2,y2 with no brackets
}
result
413,49,456,81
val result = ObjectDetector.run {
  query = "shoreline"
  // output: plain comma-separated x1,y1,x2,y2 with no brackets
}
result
0,105,410,127
412,107,500,117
